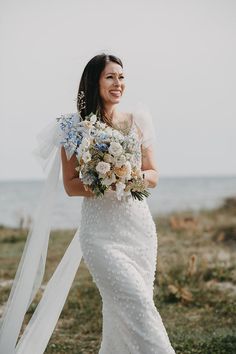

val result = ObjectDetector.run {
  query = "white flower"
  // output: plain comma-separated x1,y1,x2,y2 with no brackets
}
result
114,154,126,167
95,121,103,129
120,154,126,163
96,122,106,129
96,161,111,174
90,114,97,124
83,121,93,129
108,142,123,156
102,173,116,186
82,151,91,163
124,161,132,178
116,181,126,200
81,137,90,148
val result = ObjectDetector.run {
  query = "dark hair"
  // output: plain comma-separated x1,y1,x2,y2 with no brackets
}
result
77,53,123,124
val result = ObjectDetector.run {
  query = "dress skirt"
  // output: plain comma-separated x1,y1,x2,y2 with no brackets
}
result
79,190,176,354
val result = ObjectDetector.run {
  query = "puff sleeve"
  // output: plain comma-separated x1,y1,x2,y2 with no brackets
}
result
132,102,157,150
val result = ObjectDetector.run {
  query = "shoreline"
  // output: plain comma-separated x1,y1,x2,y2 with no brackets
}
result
1,195,235,232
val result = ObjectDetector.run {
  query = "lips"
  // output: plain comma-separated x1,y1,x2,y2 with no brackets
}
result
109,90,121,97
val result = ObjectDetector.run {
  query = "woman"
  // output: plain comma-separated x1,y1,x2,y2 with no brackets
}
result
0,53,175,354
61,53,176,353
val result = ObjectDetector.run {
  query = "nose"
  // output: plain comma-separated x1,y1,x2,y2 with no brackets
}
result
113,77,121,86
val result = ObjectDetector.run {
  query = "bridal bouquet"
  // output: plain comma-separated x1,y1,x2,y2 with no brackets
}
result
57,109,150,201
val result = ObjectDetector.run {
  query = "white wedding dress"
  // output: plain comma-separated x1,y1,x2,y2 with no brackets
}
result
0,104,176,354
79,120,175,353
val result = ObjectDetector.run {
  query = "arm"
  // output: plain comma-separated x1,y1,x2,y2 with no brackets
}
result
141,145,159,188
134,120,159,189
61,146,95,197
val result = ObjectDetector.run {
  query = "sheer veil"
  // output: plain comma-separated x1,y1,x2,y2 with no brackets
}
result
0,102,157,354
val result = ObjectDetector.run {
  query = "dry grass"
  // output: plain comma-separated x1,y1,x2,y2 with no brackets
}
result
0,196,236,353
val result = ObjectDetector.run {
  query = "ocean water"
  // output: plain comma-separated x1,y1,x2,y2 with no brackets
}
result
0,176,235,230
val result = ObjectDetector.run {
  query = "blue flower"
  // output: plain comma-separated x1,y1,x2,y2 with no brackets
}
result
94,143,108,152
77,137,82,146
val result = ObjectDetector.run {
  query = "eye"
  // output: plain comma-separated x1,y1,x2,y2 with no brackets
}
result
106,75,125,79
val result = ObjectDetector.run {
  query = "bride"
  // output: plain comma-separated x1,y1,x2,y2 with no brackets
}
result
0,53,176,353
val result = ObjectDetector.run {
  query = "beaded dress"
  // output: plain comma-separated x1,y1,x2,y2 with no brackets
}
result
0,108,176,354
79,117,176,353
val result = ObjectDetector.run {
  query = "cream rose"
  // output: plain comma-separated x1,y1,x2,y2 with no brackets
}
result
108,142,123,156
96,161,111,174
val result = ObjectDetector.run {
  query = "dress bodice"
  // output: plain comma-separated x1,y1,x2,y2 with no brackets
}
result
109,113,143,171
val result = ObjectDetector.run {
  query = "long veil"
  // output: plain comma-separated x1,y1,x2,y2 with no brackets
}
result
0,102,156,354
0,116,83,354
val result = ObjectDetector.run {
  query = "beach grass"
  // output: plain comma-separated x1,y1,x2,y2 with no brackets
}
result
0,196,236,353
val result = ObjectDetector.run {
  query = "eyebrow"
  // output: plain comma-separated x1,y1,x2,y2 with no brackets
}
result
105,72,124,75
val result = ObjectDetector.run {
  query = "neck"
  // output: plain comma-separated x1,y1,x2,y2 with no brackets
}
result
103,104,117,121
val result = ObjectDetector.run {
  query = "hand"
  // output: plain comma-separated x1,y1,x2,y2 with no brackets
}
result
141,171,149,189
83,184,96,197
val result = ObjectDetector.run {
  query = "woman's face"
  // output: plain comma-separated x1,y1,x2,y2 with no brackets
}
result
99,61,125,106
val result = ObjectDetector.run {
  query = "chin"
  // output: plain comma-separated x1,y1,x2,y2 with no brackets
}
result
113,99,121,104
111,97,122,104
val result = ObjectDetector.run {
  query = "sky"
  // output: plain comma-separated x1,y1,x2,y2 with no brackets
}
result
0,0,235,180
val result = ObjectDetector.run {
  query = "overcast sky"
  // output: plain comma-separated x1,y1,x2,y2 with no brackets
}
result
1,0,235,180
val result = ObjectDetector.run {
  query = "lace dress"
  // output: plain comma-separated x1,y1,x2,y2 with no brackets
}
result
79,117,176,353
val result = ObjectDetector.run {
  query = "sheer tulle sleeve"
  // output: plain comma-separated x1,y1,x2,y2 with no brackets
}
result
132,102,157,150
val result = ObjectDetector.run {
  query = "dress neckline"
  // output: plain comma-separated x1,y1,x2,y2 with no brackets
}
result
111,113,134,136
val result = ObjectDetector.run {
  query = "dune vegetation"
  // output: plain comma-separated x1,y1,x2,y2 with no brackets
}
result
0,197,235,353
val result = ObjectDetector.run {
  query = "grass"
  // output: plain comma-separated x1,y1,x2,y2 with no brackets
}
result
0,196,236,353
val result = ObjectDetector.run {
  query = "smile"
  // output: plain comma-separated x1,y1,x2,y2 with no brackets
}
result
109,90,121,97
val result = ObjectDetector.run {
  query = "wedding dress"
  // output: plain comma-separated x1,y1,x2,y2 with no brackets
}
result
0,103,176,354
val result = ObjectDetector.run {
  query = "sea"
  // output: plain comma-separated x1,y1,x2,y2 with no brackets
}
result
0,176,235,230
